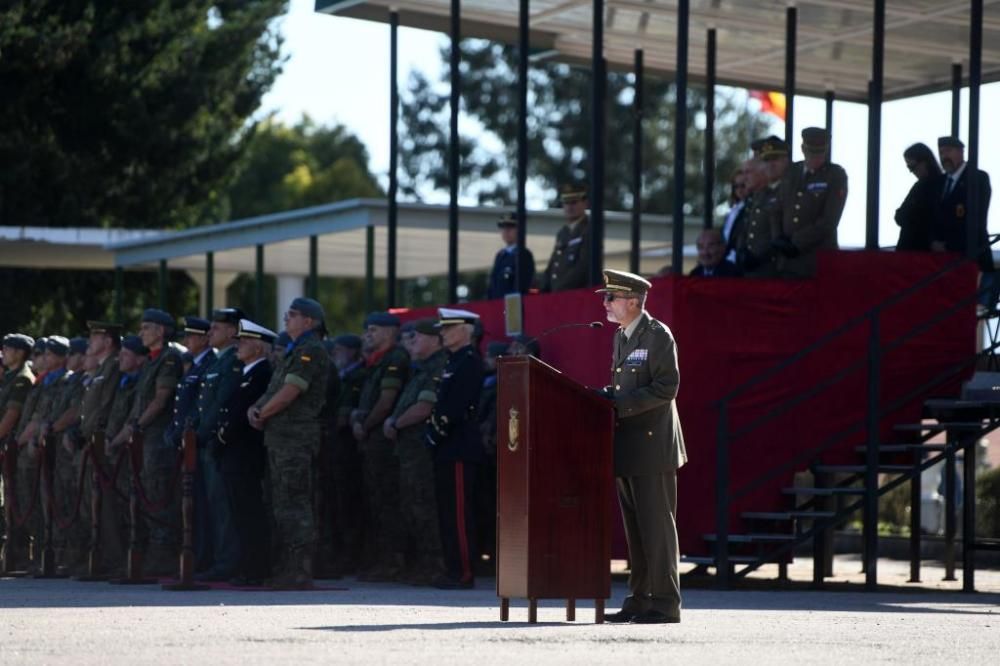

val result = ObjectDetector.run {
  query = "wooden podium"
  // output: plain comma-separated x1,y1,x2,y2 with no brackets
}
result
496,355,614,624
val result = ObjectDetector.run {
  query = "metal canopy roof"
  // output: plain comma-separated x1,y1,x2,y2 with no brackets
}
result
105,199,698,278
316,0,1000,103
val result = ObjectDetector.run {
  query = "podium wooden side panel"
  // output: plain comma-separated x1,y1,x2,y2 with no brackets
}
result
496,355,613,608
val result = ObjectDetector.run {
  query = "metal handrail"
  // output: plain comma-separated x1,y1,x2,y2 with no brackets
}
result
713,236,1000,589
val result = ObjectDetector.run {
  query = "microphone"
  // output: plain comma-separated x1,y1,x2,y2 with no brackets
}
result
517,321,604,351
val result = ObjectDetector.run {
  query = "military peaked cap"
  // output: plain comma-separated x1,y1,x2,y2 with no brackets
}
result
559,181,588,203
436,308,480,327
211,307,245,325
760,137,789,161
181,316,210,335
411,318,440,336
497,212,518,228
596,269,652,295
87,321,123,335
801,127,830,154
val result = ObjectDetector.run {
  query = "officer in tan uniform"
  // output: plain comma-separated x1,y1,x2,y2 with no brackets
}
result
598,270,687,625
772,127,848,278
538,182,591,292
735,155,781,277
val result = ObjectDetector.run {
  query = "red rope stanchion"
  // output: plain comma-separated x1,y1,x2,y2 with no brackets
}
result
76,434,108,582
33,436,68,578
162,428,209,591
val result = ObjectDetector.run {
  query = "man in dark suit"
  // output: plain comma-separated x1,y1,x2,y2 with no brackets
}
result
772,127,848,278
932,136,993,278
487,212,536,299
216,319,274,585
598,269,687,625
690,228,741,277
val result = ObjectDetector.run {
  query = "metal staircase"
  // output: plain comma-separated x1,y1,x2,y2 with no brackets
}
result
697,248,1000,591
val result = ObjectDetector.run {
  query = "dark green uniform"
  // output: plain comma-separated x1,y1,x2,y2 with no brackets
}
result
328,359,367,574
0,363,35,569
736,186,781,277
538,216,590,292
100,371,140,572
129,346,183,569
355,345,409,579
256,331,329,581
392,349,446,582
777,161,848,277
15,371,60,563
42,369,86,568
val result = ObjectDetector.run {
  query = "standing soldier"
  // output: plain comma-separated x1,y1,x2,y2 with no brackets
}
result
383,318,447,585
113,309,184,576
351,312,409,582
314,338,342,578
216,319,275,585
736,152,782,277
487,212,535,299
102,336,148,574
249,297,330,589
0,334,36,570
190,308,244,581
165,316,214,449
773,127,848,278
327,334,366,576
475,340,507,572
538,182,591,292
425,308,486,589
598,269,687,625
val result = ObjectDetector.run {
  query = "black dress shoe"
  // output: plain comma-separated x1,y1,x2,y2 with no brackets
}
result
431,574,474,590
604,609,639,623
630,610,680,624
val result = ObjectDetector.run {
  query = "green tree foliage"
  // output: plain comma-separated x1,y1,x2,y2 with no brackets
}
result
0,0,287,230
399,39,771,218
224,117,382,220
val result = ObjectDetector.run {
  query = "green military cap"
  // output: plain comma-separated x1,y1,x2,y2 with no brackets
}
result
938,136,965,149
760,137,789,161
559,181,588,204
801,127,830,155
595,269,652,295
211,307,245,325
498,211,518,228
411,318,440,336
2,333,35,352
87,320,123,335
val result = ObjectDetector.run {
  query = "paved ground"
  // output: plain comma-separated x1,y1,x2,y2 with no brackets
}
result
2,557,999,665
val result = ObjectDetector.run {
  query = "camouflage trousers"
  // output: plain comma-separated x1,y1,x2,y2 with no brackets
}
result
266,427,318,575
13,443,42,567
53,439,90,568
136,430,180,551
396,429,443,566
361,431,405,567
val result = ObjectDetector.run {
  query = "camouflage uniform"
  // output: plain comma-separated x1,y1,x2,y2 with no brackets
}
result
255,331,329,580
14,371,59,565
355,345,409,578
0,363,35,569
392,349,447,582
328,359,366,574
129,346,183,570
43,369,86,568
314,364,341,577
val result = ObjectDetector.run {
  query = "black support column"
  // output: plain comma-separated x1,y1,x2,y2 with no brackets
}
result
308,235,318,299
671,0,689,275
254,244,264,321
516,0,529,292
630,48,643,274
589,0,606,286
865,0,885,252
388,11,399,308
205,251,214,315
825,89,835,160
966,0,983,280
704,28,716,229
951,63,962,137
448,0,461,303
784,7,797,150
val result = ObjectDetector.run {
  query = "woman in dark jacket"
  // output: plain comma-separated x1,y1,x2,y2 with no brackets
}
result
895,142,943,251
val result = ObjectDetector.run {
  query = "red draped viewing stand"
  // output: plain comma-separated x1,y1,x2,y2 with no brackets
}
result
402,251,978,557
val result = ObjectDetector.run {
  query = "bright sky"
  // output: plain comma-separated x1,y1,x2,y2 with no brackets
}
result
260,0,999,250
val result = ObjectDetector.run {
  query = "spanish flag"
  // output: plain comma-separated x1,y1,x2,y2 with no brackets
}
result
749,90,787,121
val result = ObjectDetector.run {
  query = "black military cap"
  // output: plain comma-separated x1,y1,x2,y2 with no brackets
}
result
751,134,783,154
436,308,480,327
141,308,176,329
486,341,509,357
45,335,70,356
236,319,277,344
33,337,49,354
121,335,149,356
211,307,245,325
87,321,124,335
497,212,518,228
331,334,362,350
559,181,588,204
938,136,965,149
760,137,789,161
411,318,440,336
68,337,88,355
801,127,830,154
181,316,210,336
2,333,35,352
596,269,652,295
364,311,401,328
289,297,325,322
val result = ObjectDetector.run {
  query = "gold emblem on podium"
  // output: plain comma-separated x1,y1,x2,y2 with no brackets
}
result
507,407,520,452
